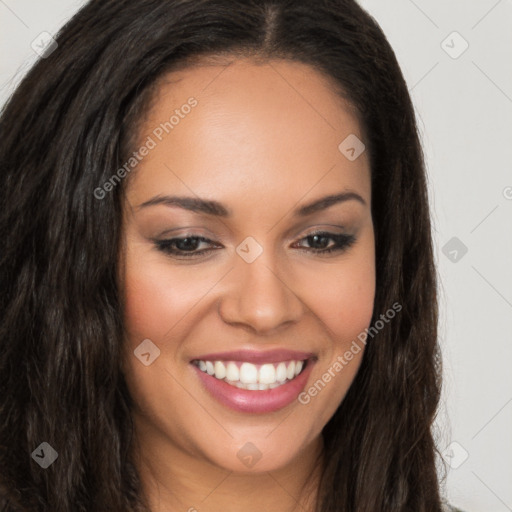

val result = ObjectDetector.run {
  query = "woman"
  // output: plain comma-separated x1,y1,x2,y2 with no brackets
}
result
0,0,462,511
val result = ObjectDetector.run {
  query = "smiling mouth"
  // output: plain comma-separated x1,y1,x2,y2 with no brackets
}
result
190,358,309,391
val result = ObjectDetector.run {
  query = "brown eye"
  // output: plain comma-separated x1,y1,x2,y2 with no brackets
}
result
153,231,356,260
294,232,356,254
154,235,219,258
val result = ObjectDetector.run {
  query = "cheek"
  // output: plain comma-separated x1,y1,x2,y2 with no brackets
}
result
306,244,376,345
123,271,171,345
121,247,214,344
299,233,375,410
122,268,175,342
296,251,375,430
326,266,375,340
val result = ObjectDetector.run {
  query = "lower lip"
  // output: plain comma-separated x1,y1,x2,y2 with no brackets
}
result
192,360,315,414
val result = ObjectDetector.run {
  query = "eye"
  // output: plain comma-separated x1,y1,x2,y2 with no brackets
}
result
293,231,356,255
153,235,219,258
153,231,356,259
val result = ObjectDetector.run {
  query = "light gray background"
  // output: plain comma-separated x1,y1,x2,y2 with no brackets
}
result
1,1,511,511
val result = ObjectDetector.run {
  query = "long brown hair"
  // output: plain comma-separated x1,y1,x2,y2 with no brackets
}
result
0,1,442,510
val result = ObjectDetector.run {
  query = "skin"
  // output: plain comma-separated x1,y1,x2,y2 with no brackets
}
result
119,57,376,512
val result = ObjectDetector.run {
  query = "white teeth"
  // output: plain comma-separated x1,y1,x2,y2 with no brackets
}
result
225,362,239,381
259,363,276,384
214,361,226,380
229,380,261,391
194,358,309,390
205,361,215,375
276,362,288,382
239,362,258,384
286,361,296,380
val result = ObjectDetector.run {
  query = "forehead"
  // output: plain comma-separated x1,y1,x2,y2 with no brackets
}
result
125,57,370,209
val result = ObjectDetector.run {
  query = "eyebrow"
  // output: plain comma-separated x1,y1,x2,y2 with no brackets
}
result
137,191,366,217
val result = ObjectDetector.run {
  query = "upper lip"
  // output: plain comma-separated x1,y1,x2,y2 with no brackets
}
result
190,349,315,364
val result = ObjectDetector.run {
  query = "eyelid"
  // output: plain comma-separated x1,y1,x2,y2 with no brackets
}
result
156,223,349,241
152,227,356,260
154,226,221,239
285,223,348,242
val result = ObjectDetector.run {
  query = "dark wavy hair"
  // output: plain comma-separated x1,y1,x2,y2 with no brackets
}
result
0,0,443,510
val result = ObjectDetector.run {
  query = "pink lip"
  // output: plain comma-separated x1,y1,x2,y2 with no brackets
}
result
190,349,315,364
191,358,316,414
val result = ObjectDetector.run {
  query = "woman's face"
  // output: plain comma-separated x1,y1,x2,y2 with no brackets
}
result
120,57,375,474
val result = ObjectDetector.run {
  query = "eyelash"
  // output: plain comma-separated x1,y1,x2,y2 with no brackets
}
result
153,231,356,259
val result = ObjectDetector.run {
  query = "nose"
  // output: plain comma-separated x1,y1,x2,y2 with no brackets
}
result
218,250,305,335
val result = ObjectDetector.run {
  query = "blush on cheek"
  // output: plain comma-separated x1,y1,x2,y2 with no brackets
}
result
122,261,216,348
322,272,375,345
122,266,188,346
